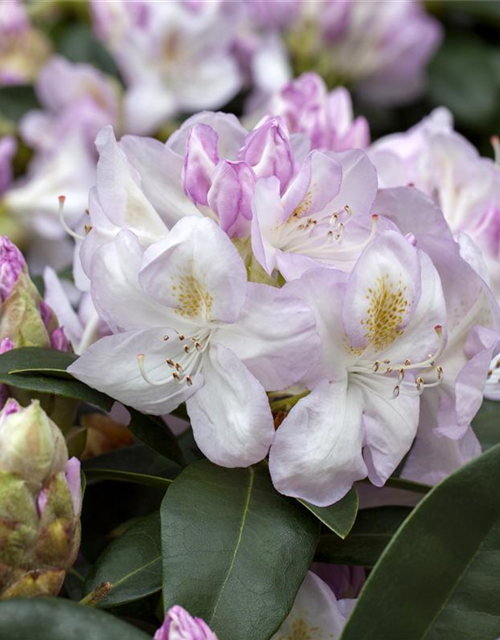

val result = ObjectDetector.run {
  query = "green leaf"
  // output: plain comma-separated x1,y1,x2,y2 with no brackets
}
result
340,443,500,640
0,347,113,410
0,598,150,640
0,346,77,376
298,487,359,538
85,512,162,608
84,468,172,490
315,507,412,567
0,85,40,122
472,399,500,451
83,442,182,478
161,461,320,640
127,409,185,467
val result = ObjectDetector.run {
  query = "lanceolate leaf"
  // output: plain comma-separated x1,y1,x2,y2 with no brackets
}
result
315,507,412,567
84,468,172,490
0,347,113,410
161,461,320,640
340,443,500,640
298,487,359,538
85,513,162,608
0,346,77,376
0,598,150,640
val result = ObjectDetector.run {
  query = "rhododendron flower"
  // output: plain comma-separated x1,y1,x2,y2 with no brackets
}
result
371,110,500,406
155,605,217,640
271,572,355,639
371,108,500,300
0,0,51,86
251,148,379,280
261,72,370,151
283,0,442,106
1,57,119,270
269,229,447,505
70,217,319,467
90,0,242,135
371,188,500,483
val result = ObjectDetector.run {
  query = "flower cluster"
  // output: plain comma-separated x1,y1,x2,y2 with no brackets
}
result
0,3,499,637
63,98,500,505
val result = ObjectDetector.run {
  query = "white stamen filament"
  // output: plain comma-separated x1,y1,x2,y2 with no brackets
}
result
58,196,85,241
350,325,445,399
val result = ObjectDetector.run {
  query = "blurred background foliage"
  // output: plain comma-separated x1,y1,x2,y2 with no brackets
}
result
2,0,500,158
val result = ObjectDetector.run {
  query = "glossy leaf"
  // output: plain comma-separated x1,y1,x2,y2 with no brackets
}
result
161,461,320,640
127,409,186,466
0,598,150,640
84,468,172,490
85,512,162,608
341,443,500,640
298,487,359,538
315,507,412,567
0,346,77,376
83,442,182,478
0,347,113,410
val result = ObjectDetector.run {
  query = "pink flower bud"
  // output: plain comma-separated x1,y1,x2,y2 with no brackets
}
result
238,116,294,193
154,606,217,640
183,124,220,206
0,236,25,302
50,326,70,352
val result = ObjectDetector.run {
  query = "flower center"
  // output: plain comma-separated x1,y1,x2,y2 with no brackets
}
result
360,273,409,352
137,328,211,388
276,203,378,264
350,325,445,398
172,273,213,320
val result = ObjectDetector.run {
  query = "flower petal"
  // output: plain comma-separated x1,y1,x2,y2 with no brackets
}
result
68,328,202,415
216,282,321,391
342,230,421,352
186,343,274,467
269,379,367,506
139,217,247,324
89,230,174,332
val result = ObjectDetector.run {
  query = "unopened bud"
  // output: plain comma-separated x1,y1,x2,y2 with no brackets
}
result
0,236,25,302
0,400,81,599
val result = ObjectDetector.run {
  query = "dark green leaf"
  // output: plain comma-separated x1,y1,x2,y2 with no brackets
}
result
85,512,162,608
84,468,172,491
83,443,182,478
298,487,359,538
0,346,77,377
472,399,500,451
340,443,500,640
0,598,150,640
127,409,185,467
0,85,40,122
161,461,320,640
0,370,113,410
315,507,412,567
0,347,113,410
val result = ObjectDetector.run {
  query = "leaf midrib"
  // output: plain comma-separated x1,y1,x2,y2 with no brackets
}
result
208,467,255,625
